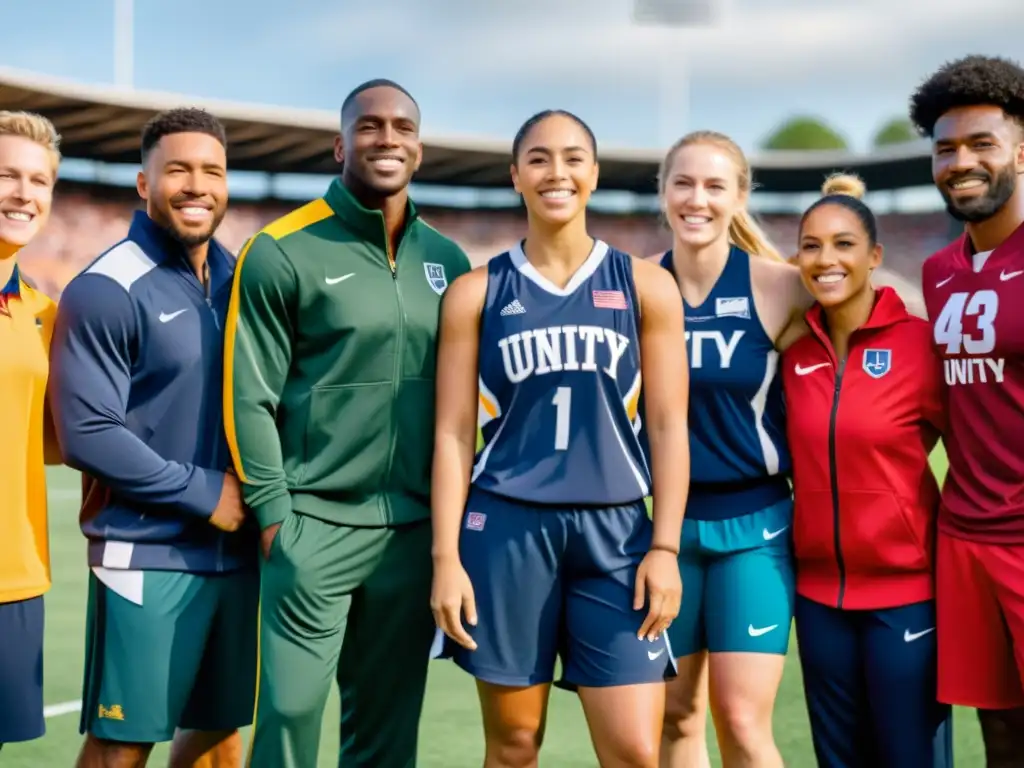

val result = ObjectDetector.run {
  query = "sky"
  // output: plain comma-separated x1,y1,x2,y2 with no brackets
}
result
2,0,1022,208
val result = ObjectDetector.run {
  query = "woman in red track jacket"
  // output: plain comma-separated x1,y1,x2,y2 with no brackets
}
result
784,174,951,768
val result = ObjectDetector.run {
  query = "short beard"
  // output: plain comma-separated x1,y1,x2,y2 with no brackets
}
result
942,164,1017,223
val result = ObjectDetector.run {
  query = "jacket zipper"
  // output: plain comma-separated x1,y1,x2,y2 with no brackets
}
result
829,358,847,608
382,223,407,515
199,257,225,569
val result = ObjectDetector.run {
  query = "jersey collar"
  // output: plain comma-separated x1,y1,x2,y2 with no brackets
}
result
0,262,21,299
323,177,418,249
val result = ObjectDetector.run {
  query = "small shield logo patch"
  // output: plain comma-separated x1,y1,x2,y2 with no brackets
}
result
424,263,448,295
862,348,892,379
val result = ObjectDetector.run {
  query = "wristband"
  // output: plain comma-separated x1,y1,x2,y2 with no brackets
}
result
649,544,679,556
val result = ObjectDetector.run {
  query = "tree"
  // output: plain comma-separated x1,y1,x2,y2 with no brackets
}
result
872,117,919,147
761,116,848,151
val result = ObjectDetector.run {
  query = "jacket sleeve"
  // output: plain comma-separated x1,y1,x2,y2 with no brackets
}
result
48,274,224,516
224,233,297,530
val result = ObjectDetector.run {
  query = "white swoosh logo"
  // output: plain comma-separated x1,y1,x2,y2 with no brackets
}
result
763,526,789,541
159,309,187,323
748,624,778,637
794,362,829,376
647,648,665,660
904,627,935,642
935,275,953,288
1001,270,1023,282
325,273,355,285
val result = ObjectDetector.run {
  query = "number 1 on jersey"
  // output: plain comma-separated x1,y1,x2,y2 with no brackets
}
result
552,386,571,451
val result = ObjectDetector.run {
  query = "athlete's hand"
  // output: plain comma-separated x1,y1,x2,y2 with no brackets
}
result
431,555,478,651
634,548,682,642
260,523,282,560
209,472,246,532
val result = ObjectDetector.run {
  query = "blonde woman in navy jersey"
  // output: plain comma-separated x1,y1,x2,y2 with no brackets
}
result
430,110,691,767
655,131,812,768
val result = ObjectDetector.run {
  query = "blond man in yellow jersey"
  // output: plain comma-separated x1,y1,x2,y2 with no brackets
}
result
0,111,61,752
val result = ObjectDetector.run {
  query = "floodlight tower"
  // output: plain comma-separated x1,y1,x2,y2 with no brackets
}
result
114,0,134,88
631,0,725,149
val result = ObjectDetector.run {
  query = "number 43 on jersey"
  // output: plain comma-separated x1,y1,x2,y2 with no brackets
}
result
934,289,1006,385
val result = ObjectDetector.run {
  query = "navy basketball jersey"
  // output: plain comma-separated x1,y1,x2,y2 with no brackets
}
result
472,240,651,506
661,246,790,490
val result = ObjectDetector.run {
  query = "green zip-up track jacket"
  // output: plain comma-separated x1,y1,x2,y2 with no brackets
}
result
224,178,471,529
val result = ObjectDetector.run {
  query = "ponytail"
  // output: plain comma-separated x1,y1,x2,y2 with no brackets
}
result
729,208,784,262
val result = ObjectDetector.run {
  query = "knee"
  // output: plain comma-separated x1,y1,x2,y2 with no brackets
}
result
713,699,771,754
663,689,707,743
78,735,153,768
486,724,544,767
979,708,1024,766
599,735,659,768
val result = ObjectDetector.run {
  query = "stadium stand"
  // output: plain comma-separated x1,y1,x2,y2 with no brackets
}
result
2,67,951,316
19,181,945,318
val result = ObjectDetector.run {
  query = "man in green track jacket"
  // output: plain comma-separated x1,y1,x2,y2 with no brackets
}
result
224,79,471,768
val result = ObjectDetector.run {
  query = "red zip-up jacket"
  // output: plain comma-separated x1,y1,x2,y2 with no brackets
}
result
783,287,946,610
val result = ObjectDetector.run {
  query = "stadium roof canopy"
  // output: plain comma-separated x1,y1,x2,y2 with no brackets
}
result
0,66,934,195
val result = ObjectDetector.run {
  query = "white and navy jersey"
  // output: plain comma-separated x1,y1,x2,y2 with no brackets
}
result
472,240,650,506
661,246,791,518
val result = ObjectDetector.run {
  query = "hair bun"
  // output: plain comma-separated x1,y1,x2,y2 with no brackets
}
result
821,172,866,200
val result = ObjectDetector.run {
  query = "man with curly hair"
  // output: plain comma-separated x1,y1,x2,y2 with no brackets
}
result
913,54,1024,766
50,107,256,768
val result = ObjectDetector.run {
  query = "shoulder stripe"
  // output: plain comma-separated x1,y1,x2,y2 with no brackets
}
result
85,240,157,292
262,198,333,241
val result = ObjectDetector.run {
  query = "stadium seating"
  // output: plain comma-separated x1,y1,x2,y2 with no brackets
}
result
19,182,948,317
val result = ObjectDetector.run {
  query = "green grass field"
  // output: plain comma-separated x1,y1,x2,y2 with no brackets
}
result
3,450,986,766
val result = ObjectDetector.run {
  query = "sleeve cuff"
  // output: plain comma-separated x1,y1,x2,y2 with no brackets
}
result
179,467,225,518
253,493,292,530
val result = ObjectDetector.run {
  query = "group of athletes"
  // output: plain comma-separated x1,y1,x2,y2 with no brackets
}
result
1,50,1023,768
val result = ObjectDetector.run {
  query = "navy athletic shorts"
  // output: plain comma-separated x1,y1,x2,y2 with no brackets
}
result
448,486,677,689
0,596,45,745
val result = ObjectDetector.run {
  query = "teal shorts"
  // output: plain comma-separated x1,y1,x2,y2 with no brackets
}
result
668,500,795,657
80,568,259,743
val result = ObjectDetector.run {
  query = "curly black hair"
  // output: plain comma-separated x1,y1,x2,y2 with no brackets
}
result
909,55,1024,138
140,107,227,163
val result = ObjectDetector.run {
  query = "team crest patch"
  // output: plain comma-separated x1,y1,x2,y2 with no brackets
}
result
465,512,486,531
424,263,448,295
862,348,892,379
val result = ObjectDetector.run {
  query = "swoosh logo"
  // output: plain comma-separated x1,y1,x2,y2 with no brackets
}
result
763,526,789,541
748,624,778,637
1001,270,1023,282
159,309,187,323
935,275,953,288
647,648,665,660
904,627,935,643
325,273,355,285
794,362,829,376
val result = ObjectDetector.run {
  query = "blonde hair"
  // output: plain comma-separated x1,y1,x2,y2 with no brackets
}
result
658,130,783,262
0,111,62,174
820,172,866,200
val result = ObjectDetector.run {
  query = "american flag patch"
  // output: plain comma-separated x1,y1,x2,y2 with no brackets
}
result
466,512,486,531
592,289,627,310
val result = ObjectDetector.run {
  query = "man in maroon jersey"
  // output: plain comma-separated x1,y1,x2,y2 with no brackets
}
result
913,54,1024,766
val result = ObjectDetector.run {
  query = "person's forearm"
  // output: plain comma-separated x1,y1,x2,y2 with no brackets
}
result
647,417,689,552
430,431,475,560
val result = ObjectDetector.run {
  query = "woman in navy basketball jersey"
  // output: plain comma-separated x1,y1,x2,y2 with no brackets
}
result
785,174,951,767
656,131,812,768
430,110,691,766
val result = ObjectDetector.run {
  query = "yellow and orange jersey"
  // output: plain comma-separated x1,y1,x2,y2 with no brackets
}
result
0,263,58,604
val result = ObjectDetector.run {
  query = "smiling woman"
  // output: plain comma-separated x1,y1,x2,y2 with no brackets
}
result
784,174,952,767
430,109,690,767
